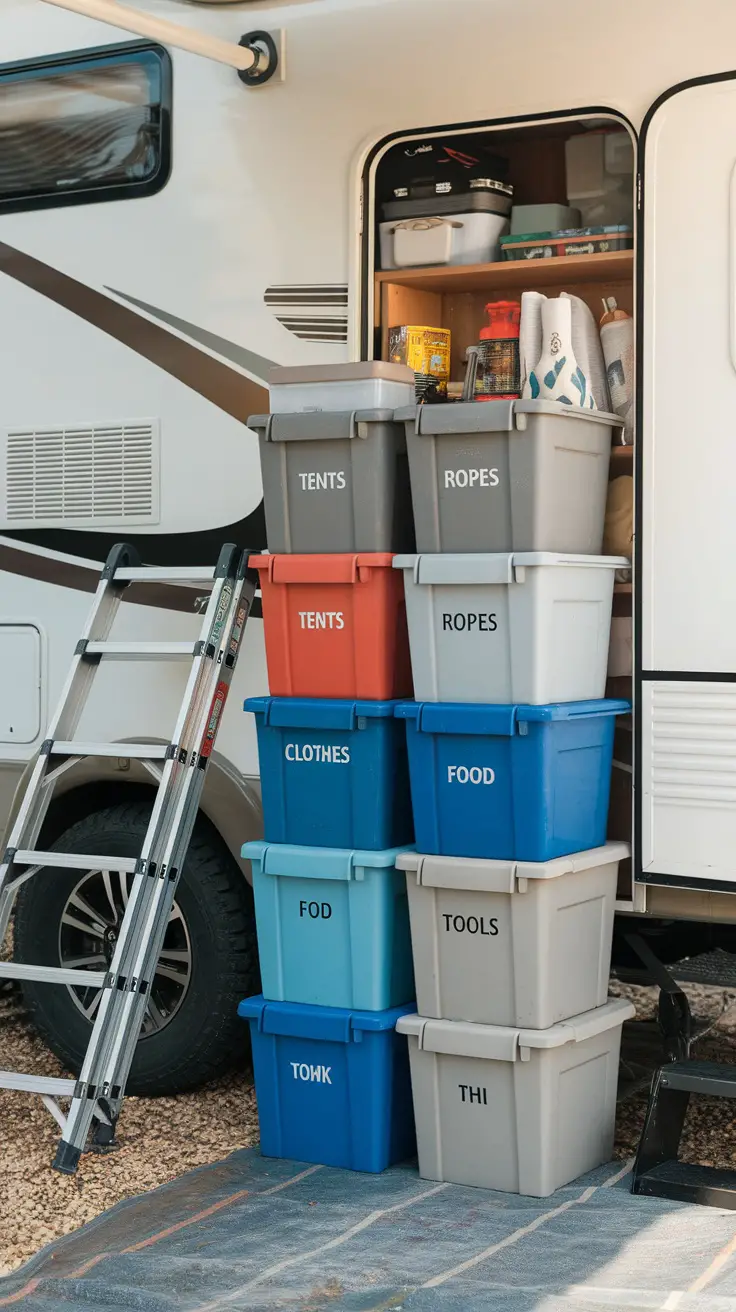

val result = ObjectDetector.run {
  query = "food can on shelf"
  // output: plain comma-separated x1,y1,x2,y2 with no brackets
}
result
389,325,451,403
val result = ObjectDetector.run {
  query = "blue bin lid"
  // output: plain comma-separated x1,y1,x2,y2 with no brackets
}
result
241,840,414,879
244,696,401,729
237,995,416,1041
395,699,630,737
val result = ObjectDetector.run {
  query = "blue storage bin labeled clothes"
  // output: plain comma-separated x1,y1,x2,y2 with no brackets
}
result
242,840,415,1009
244,696,413,850
238,996,416,1172
396,699,629,862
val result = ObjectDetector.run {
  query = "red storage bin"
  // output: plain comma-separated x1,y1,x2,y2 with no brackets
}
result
251,553,412,699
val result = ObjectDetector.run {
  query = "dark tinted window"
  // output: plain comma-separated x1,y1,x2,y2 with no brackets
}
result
0,44,171,211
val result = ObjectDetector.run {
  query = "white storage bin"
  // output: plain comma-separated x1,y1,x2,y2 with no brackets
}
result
397,998,634,1196
398,844,629,1028
393,551,629,704
268,362,415,415
379,211,509,270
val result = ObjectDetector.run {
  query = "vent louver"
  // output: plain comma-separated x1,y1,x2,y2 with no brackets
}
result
5,422,159,525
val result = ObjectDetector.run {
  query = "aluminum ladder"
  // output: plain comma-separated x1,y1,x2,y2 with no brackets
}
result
0,540,255,1173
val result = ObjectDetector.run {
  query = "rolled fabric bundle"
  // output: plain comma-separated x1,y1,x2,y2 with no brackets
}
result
600,301,634,443
519,290,545,399
562,292,611,412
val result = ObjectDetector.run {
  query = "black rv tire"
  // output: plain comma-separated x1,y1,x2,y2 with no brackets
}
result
13,802,259,1096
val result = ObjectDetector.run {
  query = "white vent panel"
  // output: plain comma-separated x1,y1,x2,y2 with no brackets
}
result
4,422,159,526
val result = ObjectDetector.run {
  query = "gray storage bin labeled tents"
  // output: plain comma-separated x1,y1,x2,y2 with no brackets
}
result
398,844,629,1029
249,408,415,554
396,400,622,554
397,998,634,1197
394,551,629,704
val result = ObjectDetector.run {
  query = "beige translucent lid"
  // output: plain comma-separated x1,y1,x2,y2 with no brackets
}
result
269,361,415,386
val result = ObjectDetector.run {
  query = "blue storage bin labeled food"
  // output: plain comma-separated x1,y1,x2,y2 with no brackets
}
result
238,995,416,1172
244,696,413,850
242,840,415,1009
396,699,629,861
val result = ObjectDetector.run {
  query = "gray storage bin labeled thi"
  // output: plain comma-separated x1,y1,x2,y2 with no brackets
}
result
249,408,415,554
397,399,622,554
399,844,629,1029
397,998,634,1197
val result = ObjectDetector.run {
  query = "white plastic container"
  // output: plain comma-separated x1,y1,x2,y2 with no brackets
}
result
267,362,415,415
397,997,634,1196
379,211,509,270
393,552,630,704
398,844,629,1028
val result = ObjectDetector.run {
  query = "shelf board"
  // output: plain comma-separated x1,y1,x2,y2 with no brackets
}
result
610,445,634,461
375,249,633,295
614,583,633,594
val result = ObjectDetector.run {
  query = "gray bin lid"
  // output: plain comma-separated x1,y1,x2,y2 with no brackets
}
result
395,399,624,435
393,552,630,585
247,410,396,439
396,998,635,1062
269,361,415,386
396,843,630,893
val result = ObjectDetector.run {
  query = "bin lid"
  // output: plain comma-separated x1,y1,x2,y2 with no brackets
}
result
396,843,631,893
239,995,416,1042
393,552,630,585
395,399,623,433
396,998,635,1062
394,700,630,737
246,410,397,440
241,840,414,880
251,553,396,584
244,696,402,728
268,362,415,386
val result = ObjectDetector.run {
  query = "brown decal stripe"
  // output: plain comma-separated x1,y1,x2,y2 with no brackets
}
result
0,242,269,422
0,542,206,614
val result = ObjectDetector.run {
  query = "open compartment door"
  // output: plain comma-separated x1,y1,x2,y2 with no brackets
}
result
640,73,736,889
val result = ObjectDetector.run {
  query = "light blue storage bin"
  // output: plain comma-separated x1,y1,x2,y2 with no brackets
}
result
242,840,415,1010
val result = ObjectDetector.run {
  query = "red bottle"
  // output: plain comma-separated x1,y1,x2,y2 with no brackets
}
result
476,300,521,400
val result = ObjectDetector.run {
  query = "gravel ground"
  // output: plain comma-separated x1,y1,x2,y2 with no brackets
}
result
2,977,736,1278
0,984,259,1277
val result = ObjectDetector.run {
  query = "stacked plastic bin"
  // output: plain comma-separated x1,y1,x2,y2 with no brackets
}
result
238,363,420,1173
392,398,635,1197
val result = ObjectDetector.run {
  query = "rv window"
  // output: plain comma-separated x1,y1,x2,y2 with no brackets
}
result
0,44,171,212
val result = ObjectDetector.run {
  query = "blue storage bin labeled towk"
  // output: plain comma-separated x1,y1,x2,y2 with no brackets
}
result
396,699,629,861
242,840,415,1009
238,995,416,1172
244,696,413,849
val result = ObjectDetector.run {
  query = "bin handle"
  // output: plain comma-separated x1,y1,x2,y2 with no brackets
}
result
390,218,464,234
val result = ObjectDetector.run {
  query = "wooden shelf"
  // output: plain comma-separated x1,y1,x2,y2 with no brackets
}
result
610,445,634,462
614,583,633,594
375,249,633,295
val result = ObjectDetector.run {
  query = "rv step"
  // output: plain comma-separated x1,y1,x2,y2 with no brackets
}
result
83,641,198,660
49,742,170,760
632,1060,736,1208
0,963,108,987
0,1072,77,1096
115,566,218,586
634,1159,736,1209
9,851,138,873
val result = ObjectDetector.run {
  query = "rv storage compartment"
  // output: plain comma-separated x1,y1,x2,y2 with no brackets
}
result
396,998,634,1196
248,410,414,554
244,696,413,850
239,996,416,1172
394,552,628,704
398,844,628,1027
242,841,415,1010
379,190,511,270
395,700,629,862
251,553,412,700
267,362,415,415
397,401,621,554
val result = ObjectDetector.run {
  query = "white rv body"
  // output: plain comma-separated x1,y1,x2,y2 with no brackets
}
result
0,0,735,917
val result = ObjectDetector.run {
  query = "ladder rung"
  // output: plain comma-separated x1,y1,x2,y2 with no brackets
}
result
50,742,170,760
0,1072,77,1096
115,566,216,586
12,850,138,872
0,962,108,988
85,641,198,660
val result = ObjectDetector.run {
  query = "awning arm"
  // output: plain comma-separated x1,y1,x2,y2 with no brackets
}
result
40,0,279,80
